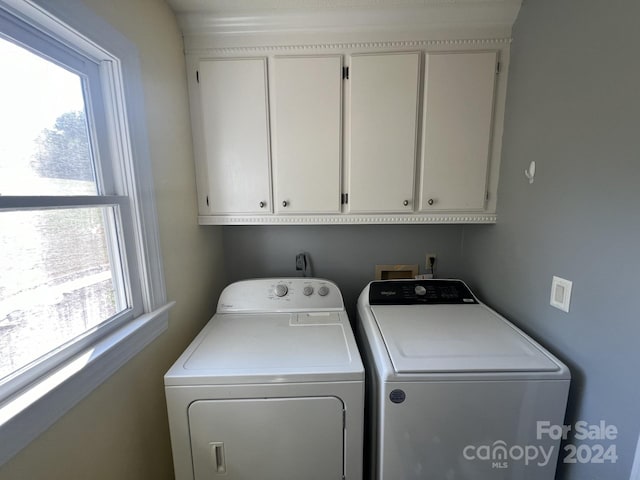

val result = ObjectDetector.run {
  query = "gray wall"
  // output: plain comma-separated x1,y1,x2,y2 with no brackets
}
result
462,0,640,478
222,224,465,317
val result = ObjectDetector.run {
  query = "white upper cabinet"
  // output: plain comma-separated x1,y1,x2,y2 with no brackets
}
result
177,0,516,224
185,44,508,224
347,52,421,213
419,51,498,212
271,56,342,214
197,58,272,214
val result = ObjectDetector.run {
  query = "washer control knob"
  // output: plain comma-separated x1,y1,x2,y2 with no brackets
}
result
415,285,427,296
274,284,288,297
303,286,314,296
318,286,330,297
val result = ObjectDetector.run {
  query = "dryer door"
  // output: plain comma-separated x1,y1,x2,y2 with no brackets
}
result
188,396,344,480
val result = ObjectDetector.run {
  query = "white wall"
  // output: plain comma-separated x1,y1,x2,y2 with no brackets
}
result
0,0,226,478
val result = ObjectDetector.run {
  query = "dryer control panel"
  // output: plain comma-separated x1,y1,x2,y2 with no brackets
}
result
369,279,477,305
217,278,344,313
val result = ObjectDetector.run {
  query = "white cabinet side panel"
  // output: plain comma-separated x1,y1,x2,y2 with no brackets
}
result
420,51,497,212
199,58,272,214
189,397,344,480
272,56,342,214
348,52,420,213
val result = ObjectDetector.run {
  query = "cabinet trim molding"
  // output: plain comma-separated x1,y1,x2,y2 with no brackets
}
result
190,38,511,56
198,214,497,225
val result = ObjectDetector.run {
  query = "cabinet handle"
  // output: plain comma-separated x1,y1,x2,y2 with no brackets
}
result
259,201,265,208
403,200,409,206
282,201,289,207
428,198,435,206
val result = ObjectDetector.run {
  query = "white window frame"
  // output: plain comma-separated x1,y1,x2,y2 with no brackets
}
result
0,0,173,465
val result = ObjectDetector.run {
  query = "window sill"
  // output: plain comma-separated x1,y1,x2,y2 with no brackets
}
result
0,301,175,466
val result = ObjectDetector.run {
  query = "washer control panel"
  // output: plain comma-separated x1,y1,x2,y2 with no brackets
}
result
218,278,343,312
369,279,477,305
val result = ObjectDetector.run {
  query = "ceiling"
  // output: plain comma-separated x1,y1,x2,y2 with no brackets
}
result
167,0,522,37
167,0,521,14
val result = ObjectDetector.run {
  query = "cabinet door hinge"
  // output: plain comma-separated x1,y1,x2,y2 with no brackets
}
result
196,70,200,83
342,66,349,80
496,62,501,74
341,193,349,205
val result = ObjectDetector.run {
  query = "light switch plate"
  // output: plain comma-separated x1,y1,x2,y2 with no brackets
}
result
550,276,572,313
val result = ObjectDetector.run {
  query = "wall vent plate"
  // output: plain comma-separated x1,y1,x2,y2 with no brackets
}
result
550,276,572,313
375,264,418,280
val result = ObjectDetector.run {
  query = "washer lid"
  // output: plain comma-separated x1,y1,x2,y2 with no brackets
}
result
371,304,560,373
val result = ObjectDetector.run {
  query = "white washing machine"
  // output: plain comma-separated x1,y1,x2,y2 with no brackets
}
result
165,278,364,480
357,279,570,480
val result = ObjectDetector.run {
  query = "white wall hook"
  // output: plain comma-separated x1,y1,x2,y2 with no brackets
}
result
524,160,536,184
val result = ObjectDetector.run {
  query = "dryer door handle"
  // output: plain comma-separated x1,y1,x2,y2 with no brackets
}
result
210,442,227,474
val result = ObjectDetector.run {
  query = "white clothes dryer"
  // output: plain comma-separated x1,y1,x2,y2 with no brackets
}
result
357,279,570,480
165,278,364,480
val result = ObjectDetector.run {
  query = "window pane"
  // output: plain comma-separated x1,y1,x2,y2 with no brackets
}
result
0,36,97,196
0,207,128,380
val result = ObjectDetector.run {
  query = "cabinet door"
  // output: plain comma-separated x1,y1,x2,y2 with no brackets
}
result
198,58,272,214
420,51,497,211
348,52,420,213
272,56,342,214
